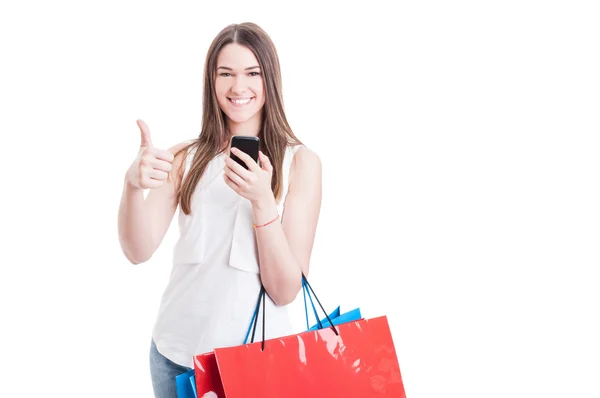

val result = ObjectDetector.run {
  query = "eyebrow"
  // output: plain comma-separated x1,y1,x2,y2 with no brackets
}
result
217,66,260,71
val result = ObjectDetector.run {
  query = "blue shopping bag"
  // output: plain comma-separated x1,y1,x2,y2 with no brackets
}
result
307,307,362,330
175,369,196,398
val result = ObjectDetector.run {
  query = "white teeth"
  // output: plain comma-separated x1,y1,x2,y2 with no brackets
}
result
230,98,251,105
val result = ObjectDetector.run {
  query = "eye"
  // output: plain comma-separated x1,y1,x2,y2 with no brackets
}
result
249,71,261,77
219,72,232,77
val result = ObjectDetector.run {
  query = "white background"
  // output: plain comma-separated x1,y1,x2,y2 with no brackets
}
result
1,0,598,397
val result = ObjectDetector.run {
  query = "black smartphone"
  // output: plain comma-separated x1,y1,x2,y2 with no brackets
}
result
230,136,259,170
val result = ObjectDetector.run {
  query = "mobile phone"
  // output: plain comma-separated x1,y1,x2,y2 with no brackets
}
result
229,136,259,170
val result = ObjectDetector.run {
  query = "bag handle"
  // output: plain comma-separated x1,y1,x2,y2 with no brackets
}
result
302,277,321,330
243,285,265,347
250,286,267,350
243,278,319,347
301,273,338,335
244,273,339,351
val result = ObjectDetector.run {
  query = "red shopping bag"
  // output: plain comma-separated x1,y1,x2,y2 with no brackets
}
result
193,351,225,397
215,315,405,397
193,277,406,397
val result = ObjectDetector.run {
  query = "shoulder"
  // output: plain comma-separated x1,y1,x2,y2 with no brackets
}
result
169,139,197,161
292,145,321,169
289,145,322,187
169,139,196,158
168,139,197,185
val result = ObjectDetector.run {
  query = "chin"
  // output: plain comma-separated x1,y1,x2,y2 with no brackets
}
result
225,110,259,124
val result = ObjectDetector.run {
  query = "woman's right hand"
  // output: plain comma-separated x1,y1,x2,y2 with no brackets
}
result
125,119,178,190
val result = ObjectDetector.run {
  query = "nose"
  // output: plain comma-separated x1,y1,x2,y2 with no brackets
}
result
230,75,247,95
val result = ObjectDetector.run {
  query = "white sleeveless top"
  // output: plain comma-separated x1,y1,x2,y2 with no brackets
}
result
152,144,302,368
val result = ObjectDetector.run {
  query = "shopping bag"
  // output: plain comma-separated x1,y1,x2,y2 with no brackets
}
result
190,285,274,397
216,315,405,397
190,281,334,397
189,373,197,397
175,369,196,398
307,306,362,330
192,274,406,397
192,350,225,398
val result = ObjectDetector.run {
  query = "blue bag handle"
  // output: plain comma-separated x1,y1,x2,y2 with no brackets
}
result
243,285,265,345
302,277,321,330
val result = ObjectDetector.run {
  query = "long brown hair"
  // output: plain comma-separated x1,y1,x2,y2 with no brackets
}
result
176,22,302,215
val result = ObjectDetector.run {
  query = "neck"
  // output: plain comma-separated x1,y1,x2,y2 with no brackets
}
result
225,114,262,139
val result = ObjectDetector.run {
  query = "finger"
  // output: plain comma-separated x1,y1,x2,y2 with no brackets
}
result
230,148,260,172
149,169,169,181
259,151,273,173
223,173,240,192
149,147,175,163
224,166,247,188
137,119,153,148
151,159,173,173
225,156,253,180
141,177,163,189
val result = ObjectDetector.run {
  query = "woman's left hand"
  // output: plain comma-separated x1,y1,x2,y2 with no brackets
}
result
224,148,274,205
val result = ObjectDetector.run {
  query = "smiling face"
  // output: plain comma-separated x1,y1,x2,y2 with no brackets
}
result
214,43,266,135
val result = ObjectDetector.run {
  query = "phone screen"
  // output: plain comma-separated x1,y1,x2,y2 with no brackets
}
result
230,136,259,170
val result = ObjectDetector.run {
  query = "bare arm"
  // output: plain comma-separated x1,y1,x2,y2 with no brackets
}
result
117,119,190,264
253,147,322,305
117,146,185,264
223,146,322,305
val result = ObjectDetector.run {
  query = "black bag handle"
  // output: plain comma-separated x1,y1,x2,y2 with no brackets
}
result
248,272,339,351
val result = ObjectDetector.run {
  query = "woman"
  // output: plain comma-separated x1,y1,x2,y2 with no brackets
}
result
117,22,322,397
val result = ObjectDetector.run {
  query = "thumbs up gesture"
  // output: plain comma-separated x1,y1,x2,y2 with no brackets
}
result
125,119,182,190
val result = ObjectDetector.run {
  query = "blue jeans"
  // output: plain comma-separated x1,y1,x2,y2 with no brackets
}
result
149,339,192,398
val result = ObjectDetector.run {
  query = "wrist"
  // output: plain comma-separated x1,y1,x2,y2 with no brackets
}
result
124,173,142,192
254,213,280,229
252,195,278,225
252,193,277,211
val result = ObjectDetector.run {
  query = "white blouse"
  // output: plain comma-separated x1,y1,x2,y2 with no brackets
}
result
151,144,302,368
